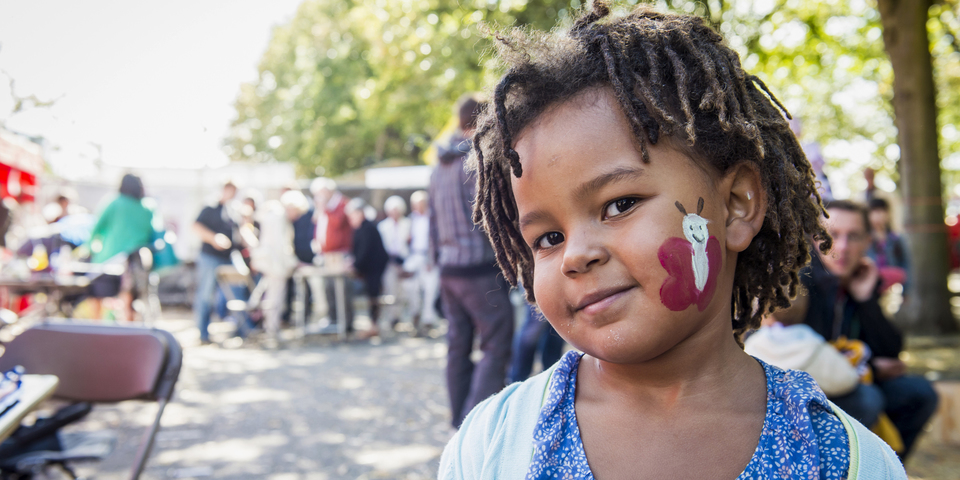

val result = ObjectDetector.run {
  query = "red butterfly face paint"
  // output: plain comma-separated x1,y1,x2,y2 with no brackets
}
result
659,199,722,311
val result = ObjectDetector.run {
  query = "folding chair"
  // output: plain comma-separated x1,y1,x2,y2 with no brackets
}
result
0,322,182,479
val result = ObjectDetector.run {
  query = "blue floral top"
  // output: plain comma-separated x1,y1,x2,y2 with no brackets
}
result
526,351,850,479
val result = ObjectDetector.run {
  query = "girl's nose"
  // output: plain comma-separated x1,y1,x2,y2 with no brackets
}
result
561,229,609,277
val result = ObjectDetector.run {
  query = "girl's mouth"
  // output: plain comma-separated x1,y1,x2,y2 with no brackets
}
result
575,285,635,315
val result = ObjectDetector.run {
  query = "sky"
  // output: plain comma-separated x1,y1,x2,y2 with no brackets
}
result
0,0,303,179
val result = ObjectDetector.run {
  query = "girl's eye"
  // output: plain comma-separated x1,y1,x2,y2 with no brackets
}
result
535,232,564,250
604,197,640,219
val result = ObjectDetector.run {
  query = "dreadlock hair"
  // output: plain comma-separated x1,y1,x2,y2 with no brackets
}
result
469,0,831,341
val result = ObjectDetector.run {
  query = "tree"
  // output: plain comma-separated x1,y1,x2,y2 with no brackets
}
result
226,0,570,177
878,0,957,333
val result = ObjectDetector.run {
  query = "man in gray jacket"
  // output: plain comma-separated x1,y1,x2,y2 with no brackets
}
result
429,95,513,428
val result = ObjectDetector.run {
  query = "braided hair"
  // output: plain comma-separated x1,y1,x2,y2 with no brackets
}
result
469,1,831,340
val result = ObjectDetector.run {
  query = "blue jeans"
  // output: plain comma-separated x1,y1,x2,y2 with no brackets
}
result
194,252,232,342
877,375,939,457
508,305,565,383
831,375,938,457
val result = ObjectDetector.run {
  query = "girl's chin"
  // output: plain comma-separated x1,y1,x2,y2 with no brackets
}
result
575,334,675,365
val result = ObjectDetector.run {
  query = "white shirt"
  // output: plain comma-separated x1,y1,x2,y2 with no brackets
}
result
409,211,430,254
377,216,411,258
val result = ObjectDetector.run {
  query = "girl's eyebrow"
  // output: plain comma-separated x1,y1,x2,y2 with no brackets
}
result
519,209,551,230
573,166,645,202
519,166,645,231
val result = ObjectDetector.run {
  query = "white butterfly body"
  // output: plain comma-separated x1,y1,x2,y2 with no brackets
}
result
682,214,710,292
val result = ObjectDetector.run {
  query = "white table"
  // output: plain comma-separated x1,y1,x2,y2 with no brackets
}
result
0,374,59,442
291,265,350,340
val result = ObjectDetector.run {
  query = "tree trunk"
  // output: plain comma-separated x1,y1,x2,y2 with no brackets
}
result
878,0,958,334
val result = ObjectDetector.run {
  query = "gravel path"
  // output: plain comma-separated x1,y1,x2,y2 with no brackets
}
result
65,310,453,480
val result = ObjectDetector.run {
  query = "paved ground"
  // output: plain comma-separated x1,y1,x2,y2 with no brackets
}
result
29,308,960,479
63,310,454,480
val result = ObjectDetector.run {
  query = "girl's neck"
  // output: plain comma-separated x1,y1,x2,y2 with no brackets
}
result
579,313,761,411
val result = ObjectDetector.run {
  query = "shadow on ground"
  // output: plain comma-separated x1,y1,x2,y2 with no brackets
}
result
64,309,452,480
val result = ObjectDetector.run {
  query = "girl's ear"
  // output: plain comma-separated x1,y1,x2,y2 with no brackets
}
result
721,163,766,253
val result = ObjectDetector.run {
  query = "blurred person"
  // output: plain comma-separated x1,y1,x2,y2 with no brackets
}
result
404,190,439,333
87,174,154,321
311,177,354,329
193,180,242,344
801,200,937,458
948,214,960,270
789,118,833,202
507,302,565,383
284,187,317,325
251,195,300,343
746,309,861,400
377,195,412,329
345,198,389,337
56,189,71,219
430,95,513,428
237,190,262,269
864,167,878,203
867,197,910,291
57,187,85,216
41,202,64,224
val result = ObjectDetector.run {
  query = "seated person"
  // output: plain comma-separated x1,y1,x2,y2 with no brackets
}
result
745,313,860,398
797,199,937,458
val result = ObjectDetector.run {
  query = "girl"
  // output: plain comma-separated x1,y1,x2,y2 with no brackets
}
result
439,2,905,479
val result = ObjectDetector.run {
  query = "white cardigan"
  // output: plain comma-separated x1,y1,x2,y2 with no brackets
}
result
439,360,907,479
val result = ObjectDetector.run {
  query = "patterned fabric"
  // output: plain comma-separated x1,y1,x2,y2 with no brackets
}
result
526,351,850,479
428,135,497,270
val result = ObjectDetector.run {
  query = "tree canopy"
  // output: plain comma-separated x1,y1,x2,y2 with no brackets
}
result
227,0,959,197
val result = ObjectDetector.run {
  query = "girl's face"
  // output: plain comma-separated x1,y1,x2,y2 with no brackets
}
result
511,88,735,364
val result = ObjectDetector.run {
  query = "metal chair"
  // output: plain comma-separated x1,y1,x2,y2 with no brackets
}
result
0,322,182,479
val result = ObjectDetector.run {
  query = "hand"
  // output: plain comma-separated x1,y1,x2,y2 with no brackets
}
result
212,233,232,251
847,257,879,302
872,356,907,381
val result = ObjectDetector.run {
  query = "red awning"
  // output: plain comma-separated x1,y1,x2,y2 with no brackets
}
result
0,129,44,203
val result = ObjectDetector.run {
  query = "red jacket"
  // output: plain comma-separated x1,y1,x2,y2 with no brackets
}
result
320,195,353,253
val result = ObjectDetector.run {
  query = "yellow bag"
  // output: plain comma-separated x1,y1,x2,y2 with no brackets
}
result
872,413,905,455
830,336,905,455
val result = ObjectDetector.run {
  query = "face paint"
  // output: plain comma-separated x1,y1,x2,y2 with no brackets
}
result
659,198,722,311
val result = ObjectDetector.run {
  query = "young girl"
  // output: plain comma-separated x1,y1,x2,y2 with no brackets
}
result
439,2,905,479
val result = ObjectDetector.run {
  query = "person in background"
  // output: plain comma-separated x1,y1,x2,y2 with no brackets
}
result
746,309,861,399
507,301,565,383
54,190,72,222
237,190,261,271
430,95,513,428
311,177,354,330
789,118,833,202
867,197,910,291
345,198,389,338
87,174,154,321
284,186,317,325
405,190,439,334
801,200,937,458
193,180,241,345
251,193,301,344
42,187,86,225
378,195,412,329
